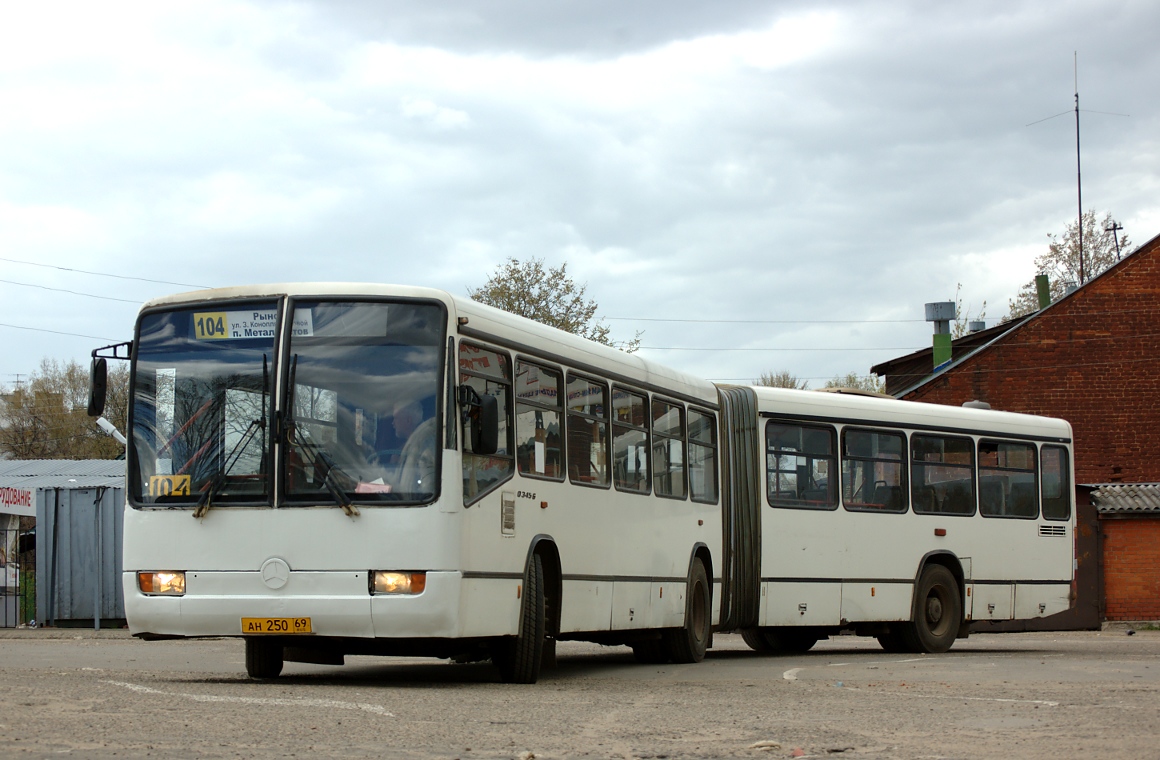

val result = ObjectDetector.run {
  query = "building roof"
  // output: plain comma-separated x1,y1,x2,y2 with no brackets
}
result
872,229,1160,399
0,460,124,491
1090,483,1160,514
870,319,1026,397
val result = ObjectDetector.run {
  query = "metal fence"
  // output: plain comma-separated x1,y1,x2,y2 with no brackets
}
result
0,528,35,628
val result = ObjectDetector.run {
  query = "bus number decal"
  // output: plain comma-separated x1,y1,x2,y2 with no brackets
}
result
517,490,536,500
149,474,191,497
194,312,229,340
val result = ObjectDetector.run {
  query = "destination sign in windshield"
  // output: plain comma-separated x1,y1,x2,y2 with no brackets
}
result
193,310,313,340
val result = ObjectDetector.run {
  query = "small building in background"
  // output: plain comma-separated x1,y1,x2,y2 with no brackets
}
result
1091,484,1160,622
872,229,1160,622
0,460,125,628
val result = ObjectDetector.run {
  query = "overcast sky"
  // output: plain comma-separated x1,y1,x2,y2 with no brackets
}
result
2,0,1158,390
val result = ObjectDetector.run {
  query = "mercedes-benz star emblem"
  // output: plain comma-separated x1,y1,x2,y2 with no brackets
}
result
260,557,290,590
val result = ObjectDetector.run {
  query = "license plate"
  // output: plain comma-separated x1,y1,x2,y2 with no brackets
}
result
241,617,312,634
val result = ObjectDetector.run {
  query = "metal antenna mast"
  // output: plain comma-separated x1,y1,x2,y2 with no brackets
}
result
1074,52,1084,283
1027,54,1128,284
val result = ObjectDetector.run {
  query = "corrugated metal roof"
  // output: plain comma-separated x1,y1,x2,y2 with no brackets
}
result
0,460,124,491
1090,483,1160,514
0,474,123,490
0,460,123,478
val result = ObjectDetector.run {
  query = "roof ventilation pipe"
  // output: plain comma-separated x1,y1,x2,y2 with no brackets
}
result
968,320,986,333
1035,274,1051,309
924,301,957,371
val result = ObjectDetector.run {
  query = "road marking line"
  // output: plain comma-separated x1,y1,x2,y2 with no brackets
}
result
102,680,394,716
783,668,803,681
857,688,1058,707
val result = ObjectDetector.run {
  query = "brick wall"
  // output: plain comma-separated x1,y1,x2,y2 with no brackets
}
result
1101,517,1160,621
904,235,1160,485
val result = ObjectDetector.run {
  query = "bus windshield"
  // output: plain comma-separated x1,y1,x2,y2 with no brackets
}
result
130,302,280,505
283,300,445,505
129,298,446,507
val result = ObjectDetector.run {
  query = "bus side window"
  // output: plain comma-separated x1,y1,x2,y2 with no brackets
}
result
688,408,718,503
652,399,687,499
460,343,514,503
911,434,975,516
766,421,837,509
978,440,1038,518
566,374,610,487
841,428,907,513
1040,445,1071,520
514,361,564,480
612,387,650,494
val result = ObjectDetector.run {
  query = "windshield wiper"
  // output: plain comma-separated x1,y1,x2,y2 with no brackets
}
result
283,354,358,517
193,360,270,518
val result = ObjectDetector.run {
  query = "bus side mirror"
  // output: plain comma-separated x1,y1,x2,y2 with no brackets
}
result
88,357,108,417
460,386,499,455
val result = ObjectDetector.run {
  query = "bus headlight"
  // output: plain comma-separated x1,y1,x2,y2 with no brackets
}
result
138,571,186,595
371,571,426,595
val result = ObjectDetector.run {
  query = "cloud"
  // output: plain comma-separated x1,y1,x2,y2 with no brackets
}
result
0,0,1158,387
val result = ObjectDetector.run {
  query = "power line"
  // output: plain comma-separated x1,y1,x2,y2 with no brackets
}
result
0,255,210,289
0,278,141,304
609,316,926,324
0,321,122,342
638,346,923,352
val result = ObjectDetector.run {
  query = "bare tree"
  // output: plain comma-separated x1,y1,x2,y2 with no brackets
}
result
0,358,129,459
823,372,885,394
951,283,987,339
468,257,641,352
1007,210,1130,319
754,371,809,389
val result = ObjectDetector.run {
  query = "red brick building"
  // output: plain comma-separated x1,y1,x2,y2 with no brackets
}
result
872,230,1160,621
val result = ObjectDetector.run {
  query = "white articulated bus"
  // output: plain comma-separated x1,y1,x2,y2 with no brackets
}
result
88,284,1075,682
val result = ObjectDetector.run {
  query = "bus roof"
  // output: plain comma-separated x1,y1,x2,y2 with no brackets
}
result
749,385,1073,442
140,283,720,408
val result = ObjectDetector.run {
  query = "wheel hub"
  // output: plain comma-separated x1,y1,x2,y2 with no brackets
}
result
926,596,943,623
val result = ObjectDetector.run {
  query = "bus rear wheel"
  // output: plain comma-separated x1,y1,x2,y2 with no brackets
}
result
662,558,710,664
741,627,819,653
495,553,546,684
902,564,961,653
245,638,284,679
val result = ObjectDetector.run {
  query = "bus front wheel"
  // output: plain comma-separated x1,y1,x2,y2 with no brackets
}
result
245,638,284,679
662,558,710,663
902,564,961,653
495,552,546,684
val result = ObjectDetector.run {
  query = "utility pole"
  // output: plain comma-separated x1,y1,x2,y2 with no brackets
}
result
1106,219,1123,260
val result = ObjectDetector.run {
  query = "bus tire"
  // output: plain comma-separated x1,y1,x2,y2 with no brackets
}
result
742,627,819,653
245,638,284,679
902,564,961,654
495,553,546,684
662,557,710,664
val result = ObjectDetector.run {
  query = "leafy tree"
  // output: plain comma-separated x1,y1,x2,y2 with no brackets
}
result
468,257,641,352
754,370,809,389
0,358,129,459
1007,210,1130,319
824,372,886,394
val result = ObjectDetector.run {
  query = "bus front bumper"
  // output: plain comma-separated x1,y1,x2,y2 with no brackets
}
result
122,570,466,640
